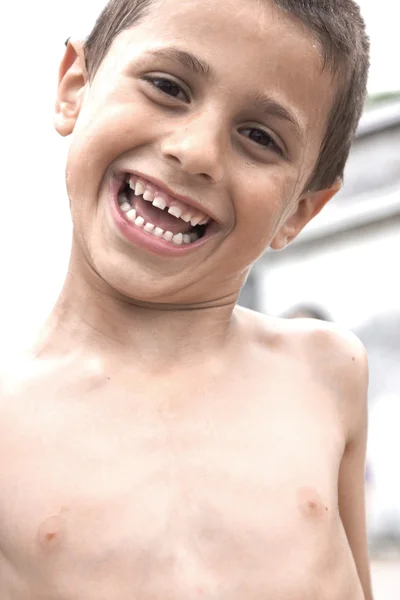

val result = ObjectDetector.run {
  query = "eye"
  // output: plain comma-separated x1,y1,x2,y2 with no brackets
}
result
240,127,283,156
143,76,189,102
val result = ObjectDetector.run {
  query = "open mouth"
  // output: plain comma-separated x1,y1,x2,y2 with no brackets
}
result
117,175,211,246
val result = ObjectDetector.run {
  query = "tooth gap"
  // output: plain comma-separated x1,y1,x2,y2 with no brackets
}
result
119,180,133,205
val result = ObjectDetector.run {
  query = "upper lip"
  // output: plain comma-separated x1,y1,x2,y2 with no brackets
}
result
121,170,221,223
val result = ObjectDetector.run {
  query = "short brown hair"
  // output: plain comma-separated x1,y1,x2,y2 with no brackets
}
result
83,0,370,191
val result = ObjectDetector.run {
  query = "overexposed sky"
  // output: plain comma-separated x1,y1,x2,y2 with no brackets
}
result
358,0,400,94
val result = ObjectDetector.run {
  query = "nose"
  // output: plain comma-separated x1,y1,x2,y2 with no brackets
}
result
160,113,225,183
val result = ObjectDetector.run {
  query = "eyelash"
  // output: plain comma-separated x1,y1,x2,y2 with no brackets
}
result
239,128,283,156
143,76,190,102
143,76,284,156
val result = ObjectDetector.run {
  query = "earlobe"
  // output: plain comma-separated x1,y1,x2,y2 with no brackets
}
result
54,39,88,137
270,179,342,250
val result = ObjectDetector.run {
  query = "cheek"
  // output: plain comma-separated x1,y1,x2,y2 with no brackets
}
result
70,80,156,169
236,173,297,243
66,105,150,200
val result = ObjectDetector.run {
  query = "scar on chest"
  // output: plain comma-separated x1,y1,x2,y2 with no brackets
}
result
297,487,328,519
37,514,67,551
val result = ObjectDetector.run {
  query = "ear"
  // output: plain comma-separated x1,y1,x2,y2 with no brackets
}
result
54,39,88,137
270,179,342,250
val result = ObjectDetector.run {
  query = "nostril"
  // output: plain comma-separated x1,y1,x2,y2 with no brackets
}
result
161,140,224,182
199,172,216,182
164,152,182,166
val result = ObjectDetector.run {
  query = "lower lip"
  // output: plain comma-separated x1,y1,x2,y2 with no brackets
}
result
108,178,211,257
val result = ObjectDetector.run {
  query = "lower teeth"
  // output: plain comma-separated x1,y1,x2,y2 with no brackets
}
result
118,193,199,245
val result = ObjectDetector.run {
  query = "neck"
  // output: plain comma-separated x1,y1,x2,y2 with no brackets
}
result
35,250,239,366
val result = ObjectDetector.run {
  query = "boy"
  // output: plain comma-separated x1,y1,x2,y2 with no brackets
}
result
0,0,373,598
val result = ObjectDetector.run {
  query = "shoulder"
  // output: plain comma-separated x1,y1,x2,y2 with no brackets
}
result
288,317,368,381
289,318,368,404
288,318,369,445
236,305,368,376
291,318,368,443
278,316,368,420
236,308,368,438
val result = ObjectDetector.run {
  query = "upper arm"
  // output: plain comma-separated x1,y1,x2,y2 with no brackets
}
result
335,334,373,600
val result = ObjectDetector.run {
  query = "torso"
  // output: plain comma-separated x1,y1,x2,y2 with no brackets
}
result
0,311,364,599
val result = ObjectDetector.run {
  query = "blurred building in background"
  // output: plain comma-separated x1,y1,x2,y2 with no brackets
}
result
241,95,400,558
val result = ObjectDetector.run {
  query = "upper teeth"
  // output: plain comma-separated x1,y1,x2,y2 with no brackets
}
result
153,197,167,210
128,177,210,227
168,206,182,219
135,181,145,196
143,190,153,202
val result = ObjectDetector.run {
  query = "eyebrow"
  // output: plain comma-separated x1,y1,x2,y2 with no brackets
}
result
145,47,215,79
252,93,304,142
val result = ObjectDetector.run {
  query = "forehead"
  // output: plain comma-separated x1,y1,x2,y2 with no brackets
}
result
103,0,334,146
114,0,325,73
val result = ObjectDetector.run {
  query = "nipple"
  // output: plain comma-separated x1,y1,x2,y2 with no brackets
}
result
37,513,66,551
297,487,327,519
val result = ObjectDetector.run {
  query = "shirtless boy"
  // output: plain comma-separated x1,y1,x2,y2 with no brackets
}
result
0,0,372,598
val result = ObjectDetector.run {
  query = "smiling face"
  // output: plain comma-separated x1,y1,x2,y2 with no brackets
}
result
55,0,339,305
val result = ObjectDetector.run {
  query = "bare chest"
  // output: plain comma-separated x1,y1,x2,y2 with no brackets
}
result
0,380,359,600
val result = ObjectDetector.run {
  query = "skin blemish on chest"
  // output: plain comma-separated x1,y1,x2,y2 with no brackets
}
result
297,487,327,519
37,514,66,551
